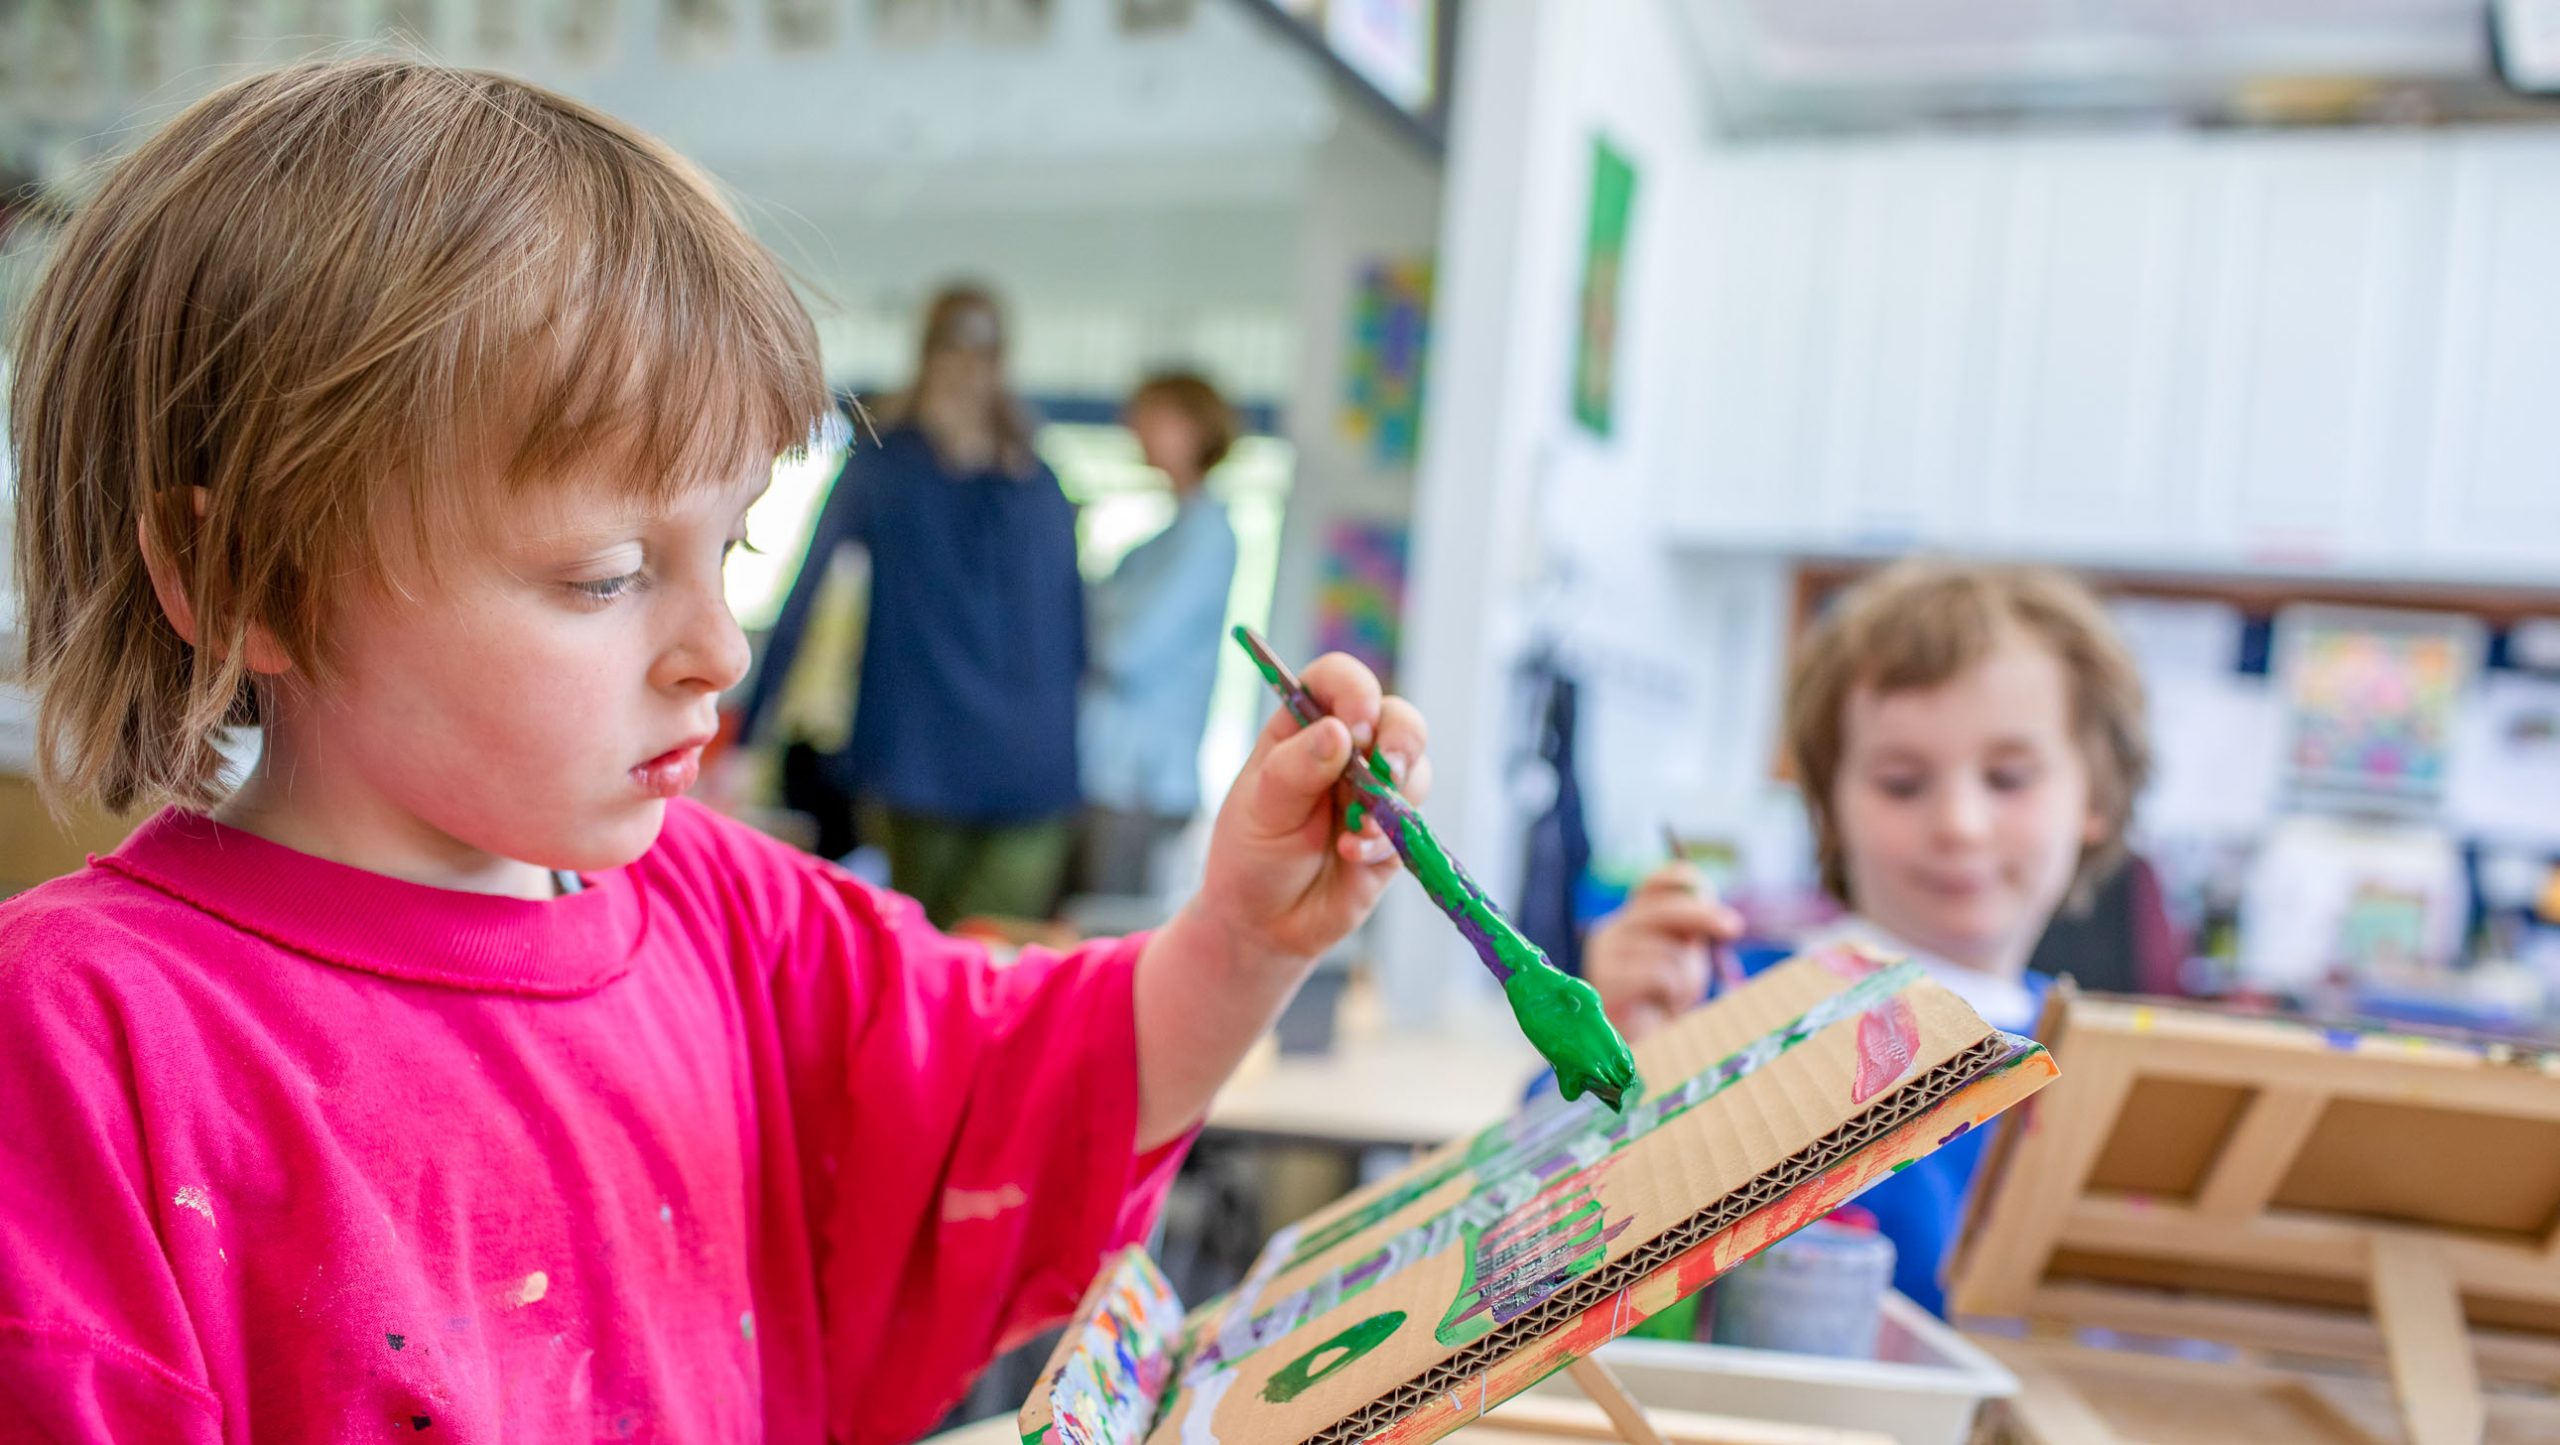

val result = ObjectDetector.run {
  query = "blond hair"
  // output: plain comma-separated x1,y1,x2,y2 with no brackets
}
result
1128,370,1240,475
10,58,827,816
1786,559,2152,910
867,283,1040,480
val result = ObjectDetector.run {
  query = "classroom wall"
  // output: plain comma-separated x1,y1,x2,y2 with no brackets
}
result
1386,0,1722,1024
1402,5,2560,1022
1267,106,1444,669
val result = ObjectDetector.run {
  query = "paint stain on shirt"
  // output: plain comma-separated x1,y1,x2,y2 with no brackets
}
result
941,1183,1028,1224
173,1185,216,1225
496,1270,549,1311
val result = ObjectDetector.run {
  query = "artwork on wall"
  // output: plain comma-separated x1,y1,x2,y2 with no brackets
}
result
661,0,730,54
1021,951,2057,1442
1571,136,1637,439
552,0,618,60
1313,519,1408,692
2274,605,2483,814
872,0,1049,44
1343,257,1432,468
1119,0,1195,32
767,0,832,49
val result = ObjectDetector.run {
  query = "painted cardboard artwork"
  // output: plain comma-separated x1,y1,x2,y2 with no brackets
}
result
1019,947,2060,1445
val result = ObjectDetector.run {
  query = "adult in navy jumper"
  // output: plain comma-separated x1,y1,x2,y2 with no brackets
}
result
735,287,1083,925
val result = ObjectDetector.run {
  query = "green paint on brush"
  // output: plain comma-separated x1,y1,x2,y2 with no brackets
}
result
1230,625,1641,1110
1381,795,1638,1109
1503,965,1638,1109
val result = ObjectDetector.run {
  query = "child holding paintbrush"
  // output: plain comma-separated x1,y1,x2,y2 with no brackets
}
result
0,61,1429,1443
1587,560,2151,1315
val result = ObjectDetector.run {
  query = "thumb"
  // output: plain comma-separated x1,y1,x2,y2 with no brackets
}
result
1240,717,1352,834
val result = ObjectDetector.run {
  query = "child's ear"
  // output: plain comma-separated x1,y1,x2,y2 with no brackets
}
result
138,490,295,676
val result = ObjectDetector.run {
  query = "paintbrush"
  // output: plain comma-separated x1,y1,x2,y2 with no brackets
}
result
1233,625,1639,1110
1662,823,1749,1001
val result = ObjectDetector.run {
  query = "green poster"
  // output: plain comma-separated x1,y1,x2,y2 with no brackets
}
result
1572,135,1637,437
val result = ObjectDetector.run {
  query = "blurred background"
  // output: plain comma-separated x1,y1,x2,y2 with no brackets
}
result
15,0,2557,1033
12,0,2560,1429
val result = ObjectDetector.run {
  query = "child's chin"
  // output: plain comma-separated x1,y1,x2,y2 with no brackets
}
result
547,802,668,874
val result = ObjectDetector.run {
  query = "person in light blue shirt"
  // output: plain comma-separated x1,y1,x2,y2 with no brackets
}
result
1074,373,1242,897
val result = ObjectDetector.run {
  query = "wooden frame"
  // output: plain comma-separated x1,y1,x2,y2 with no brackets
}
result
1953,988,2560,1445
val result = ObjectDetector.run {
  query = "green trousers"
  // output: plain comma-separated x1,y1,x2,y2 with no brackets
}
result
864,805,1074,929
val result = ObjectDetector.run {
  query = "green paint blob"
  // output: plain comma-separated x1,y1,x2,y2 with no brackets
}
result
1262,1310,1407,1404
1022,1427,1051,1445
1229,625,1639,1108
1502,965,1639,1110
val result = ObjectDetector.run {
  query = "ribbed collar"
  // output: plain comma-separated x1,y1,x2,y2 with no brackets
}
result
97,810,646,998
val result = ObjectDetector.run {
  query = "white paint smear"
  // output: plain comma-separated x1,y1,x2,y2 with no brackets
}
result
173,1186,215,1225
498,1270,550,1310
940,1182,1027,1224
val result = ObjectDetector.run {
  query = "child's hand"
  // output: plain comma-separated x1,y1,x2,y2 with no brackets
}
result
1191,652,1431,971
1132,653,1428,1146
1584,864,1745,1041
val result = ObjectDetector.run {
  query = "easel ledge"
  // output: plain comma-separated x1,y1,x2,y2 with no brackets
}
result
1482,1359,1892,1445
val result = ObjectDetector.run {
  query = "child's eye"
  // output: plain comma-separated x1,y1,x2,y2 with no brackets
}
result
570,572,646,602
1876,776,1926,801
1988,766,2041,793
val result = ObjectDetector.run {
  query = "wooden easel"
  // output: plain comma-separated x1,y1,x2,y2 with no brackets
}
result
1954,988,2560,1445
1472,1357,1891,1445
1562,1358,1675,1445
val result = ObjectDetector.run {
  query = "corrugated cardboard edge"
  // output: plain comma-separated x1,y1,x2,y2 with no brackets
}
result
1321,1032,2058,1445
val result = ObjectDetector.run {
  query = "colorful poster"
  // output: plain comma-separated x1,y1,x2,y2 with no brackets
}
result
1117,0,1193,31
1343,257,1431,467
1572,136,1637,438
1314,519,1408,691
2275,606,2482,811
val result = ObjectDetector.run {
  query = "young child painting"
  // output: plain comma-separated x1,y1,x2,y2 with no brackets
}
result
0,59,1432,1443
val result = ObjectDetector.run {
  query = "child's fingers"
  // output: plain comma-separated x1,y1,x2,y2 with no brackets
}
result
1621,888,1745,946
1338,829,1395,866
1295,653,1384,748
1238,716,1353,834
1372,697,1428,791
1628,862,1709,900
1613,941,1708,1035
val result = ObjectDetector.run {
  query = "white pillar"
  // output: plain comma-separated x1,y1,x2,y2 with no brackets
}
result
1377,0,1593,1027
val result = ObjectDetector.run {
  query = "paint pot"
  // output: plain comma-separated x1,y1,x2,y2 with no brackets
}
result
1708,1220,1895,1359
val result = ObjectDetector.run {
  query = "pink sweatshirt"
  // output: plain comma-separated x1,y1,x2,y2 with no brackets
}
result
0,799,1188,1443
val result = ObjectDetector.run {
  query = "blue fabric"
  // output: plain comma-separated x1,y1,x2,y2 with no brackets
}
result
738,426,1085,823
1078,495,1237,818
1515,658,1592,977
1526,952,2048,1318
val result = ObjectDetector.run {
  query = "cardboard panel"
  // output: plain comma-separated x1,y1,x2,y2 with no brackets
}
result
2271,1101,2560,1239
2086,1077,2252,1199
1023,948,2060,1445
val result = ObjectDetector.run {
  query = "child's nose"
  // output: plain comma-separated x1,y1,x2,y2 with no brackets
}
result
662,584,751,695
1934,778,1993,842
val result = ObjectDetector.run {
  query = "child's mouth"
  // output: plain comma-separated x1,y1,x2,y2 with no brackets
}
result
633,742,705,798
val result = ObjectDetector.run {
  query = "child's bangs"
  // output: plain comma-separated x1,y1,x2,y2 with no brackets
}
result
410,124,829,554
504,215,827,508
1855,577,2007,698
